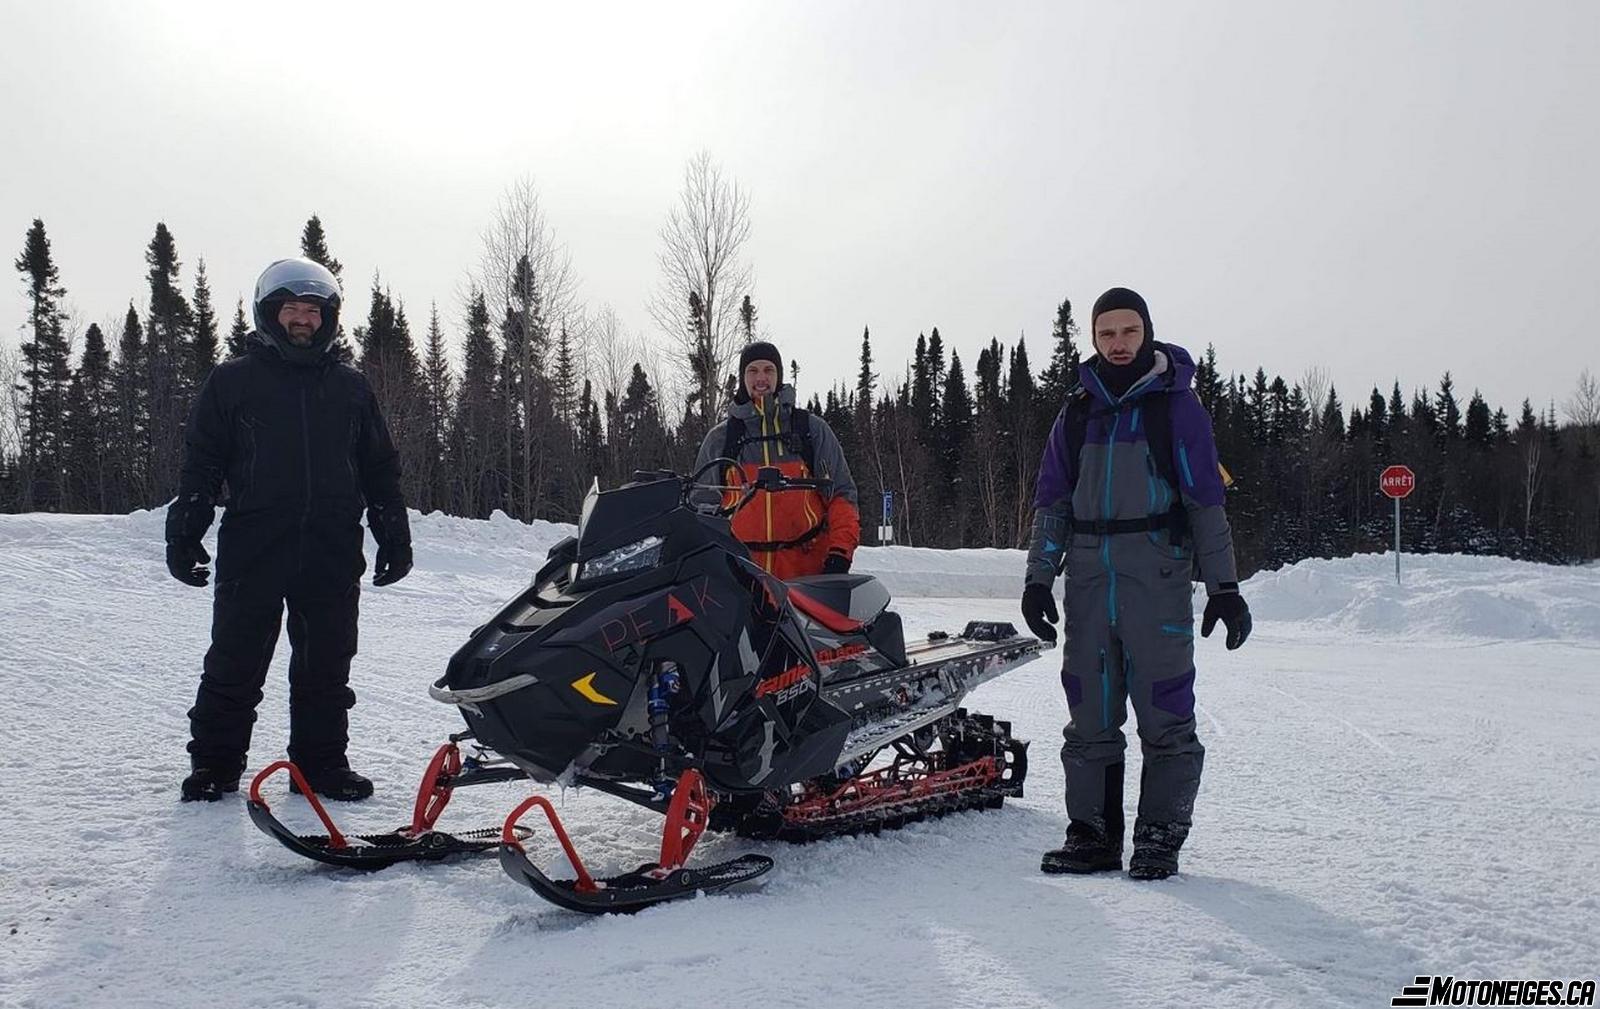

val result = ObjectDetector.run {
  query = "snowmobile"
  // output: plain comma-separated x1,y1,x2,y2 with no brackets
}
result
247,462,1048,913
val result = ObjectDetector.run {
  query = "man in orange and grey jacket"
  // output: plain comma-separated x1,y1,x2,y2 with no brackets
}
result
694,341,861,580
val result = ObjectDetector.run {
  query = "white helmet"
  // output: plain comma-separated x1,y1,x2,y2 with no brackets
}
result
252,257,342,364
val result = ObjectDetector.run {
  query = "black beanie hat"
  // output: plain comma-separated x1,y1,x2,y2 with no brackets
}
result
1091,287,1154,342
739,341,784,387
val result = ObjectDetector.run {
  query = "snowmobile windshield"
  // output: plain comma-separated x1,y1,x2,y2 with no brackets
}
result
572,477,682,587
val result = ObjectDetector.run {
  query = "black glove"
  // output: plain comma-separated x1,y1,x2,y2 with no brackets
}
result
821,551,851,575
166,540,211,587
373,540,413,587
1021,582,1059,643
1201,585,1252,650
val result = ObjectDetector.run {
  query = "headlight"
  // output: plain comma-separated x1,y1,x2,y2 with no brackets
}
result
579,536,664,583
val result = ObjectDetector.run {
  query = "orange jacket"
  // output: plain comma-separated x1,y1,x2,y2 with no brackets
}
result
694,387,861,581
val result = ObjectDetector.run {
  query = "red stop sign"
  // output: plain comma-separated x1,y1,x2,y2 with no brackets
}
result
1380,464,1415,499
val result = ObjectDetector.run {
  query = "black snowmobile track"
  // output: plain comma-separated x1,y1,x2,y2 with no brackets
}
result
732,709,1030,843
736,782,1014,843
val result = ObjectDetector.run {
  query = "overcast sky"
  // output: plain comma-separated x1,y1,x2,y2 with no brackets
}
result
2,0,1596,416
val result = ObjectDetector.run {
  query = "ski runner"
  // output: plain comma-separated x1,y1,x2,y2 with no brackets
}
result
1021,287,1252,879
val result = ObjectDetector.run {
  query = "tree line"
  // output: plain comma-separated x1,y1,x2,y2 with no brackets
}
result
7,160,1598,575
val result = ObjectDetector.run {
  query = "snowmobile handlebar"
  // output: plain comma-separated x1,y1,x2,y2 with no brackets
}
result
686,459,834,518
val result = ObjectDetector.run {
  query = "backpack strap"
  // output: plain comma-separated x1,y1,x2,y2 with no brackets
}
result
788,407,818,475
1060,385,1092,478
1141,392,1180,493
721,415,747,467
722,407,818,476
1137,391,1190,548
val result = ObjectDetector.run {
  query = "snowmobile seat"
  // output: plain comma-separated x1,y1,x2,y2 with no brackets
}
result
786,574,890,632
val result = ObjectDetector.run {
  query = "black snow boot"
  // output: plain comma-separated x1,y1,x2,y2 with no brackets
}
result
181,766,241,802
1041,819,1123,874
1128,821,1189,880
290,763,374,802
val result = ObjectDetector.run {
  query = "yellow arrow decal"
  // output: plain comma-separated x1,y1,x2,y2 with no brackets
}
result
571,672,618,706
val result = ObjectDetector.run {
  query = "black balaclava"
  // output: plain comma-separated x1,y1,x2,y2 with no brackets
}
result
736,341,784,404
1090,287,1156,398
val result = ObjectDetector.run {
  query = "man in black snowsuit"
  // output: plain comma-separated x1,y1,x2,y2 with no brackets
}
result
167,257,413,803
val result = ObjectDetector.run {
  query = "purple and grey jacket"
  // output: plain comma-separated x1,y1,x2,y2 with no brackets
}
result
1025,342,1238,595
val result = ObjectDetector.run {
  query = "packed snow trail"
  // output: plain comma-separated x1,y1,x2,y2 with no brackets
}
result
1,511,1596,1008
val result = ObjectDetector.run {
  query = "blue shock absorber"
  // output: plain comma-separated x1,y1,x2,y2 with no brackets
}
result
648,664,683,800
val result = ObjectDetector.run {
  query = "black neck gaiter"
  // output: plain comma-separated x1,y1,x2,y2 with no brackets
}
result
1093,341,1157,399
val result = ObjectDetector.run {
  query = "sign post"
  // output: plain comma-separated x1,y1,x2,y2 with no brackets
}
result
1379,464,1416,585
880,491,894,546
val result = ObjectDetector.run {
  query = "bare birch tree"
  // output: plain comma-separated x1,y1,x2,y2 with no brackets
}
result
1565,368,1600,431
478,177,579,521
649,151,753,441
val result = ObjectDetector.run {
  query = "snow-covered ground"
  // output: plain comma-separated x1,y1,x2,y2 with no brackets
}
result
1,510,1597,1008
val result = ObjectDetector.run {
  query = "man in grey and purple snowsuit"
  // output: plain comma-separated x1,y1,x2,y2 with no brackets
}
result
1020,287,1252,880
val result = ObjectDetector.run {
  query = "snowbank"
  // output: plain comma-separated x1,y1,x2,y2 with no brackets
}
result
1246,551,1600,644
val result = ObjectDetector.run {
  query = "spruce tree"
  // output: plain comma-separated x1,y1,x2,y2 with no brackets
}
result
1388,381,1407,433
739,295,757,344
620,363,670,473
855,326,876,418
300,214,351,361
64,323,114,511
926,328,946,407
1006,336,1041,545
1464,390,1492,447
970,339,1007,544
143,222,194,500
1247,369,1271,444
299,214,343,278
1320,386,1345,440
1039,298,1082,411
578,379,604,484
910,333,934,431
553,325,577,425
1435,372,1462,442
421,303,454,512
227,298,251,358
1194,344,1224,415
938,351,974,544
1367,387,1388,440
190,258,219,385
451,290,500,518
1412,388,1437,435
110,305,148,508
14,219,72,510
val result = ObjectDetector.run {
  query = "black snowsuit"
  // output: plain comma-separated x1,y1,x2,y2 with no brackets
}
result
167,336,409,774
